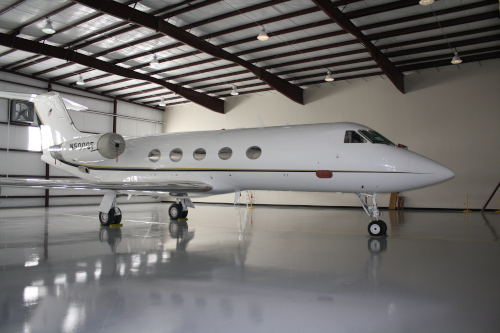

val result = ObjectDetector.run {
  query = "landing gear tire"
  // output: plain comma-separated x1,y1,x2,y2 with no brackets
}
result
99,207,122,226
181,210,188,218
169,203,183,220
368,220,387,236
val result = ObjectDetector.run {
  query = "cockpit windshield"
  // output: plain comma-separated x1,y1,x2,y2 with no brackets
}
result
359,130,395,146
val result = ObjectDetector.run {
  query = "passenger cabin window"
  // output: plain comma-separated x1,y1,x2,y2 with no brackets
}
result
148,149,161,162
218,147,232,160
359,130,395,146
193,148,206,161
344,131,366,143
246,146,262,159
170,148,183,162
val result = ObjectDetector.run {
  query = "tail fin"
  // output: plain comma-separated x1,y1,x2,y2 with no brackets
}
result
0,91,87,146
33,92,85,145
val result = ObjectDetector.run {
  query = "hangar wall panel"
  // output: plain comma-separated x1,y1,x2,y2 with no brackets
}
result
0,72,163,208
164,59,500,210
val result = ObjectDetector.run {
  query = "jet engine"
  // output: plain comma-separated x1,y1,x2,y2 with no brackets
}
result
49,133,126,164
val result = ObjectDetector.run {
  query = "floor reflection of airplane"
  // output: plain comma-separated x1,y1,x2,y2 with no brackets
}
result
0,91,455,235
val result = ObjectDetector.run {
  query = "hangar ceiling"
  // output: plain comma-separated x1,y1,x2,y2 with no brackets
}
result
0,0,498,113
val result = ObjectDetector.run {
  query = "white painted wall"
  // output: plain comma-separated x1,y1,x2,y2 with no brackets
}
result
163,59,500,210
0,71,164,208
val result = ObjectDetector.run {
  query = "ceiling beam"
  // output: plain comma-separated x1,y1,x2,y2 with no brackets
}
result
0,68,162,111
89,0,492,92
0,1,76,60
153,10,497,84
311,0,404,93
47,0,290,82
8,0,142,71
0,0,26,16
4,0,203,71
148,27,500,105
71,0,303,105
79,0,401,86
165,49,500,107
0,33,224,113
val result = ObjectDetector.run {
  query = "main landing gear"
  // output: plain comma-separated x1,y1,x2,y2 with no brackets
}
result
356,193,387,236
99,205,122,226
168,198,193,220
98,192,122,226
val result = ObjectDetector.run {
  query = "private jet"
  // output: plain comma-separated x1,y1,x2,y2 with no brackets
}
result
0,91,454,236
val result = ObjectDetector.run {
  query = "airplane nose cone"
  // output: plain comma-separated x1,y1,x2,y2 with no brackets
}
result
409,153,455,188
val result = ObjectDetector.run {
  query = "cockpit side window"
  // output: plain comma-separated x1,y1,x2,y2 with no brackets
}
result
359,130,395,146
344,130,366,143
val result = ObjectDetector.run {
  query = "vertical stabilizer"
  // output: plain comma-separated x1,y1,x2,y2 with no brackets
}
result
33,92,84,145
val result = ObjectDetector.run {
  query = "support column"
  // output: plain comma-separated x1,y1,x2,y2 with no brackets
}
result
113,99,117,133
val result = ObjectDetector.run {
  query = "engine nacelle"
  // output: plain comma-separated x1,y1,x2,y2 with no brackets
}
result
49,133,126,164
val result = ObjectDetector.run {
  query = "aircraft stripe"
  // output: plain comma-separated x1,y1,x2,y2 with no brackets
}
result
60,160,418,174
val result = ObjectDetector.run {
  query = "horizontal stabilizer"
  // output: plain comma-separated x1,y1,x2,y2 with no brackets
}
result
62,98,88,111
0,91,37,101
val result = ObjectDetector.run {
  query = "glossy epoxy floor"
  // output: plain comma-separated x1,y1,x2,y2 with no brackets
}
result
0,203,499,333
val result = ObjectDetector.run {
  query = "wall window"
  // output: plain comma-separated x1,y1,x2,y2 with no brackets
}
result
218,147,232,160
193,148,206,161
246,146,261,159
170,148,183,162
148,149,161,162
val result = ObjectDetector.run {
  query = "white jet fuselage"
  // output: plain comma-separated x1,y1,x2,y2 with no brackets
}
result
53,122,454,196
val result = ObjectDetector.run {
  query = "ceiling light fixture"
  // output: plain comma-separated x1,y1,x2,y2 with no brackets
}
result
325,70,334,82
42,18,56,34
76,74,85,86
231,85,239,96
257,27,269,41
451,51,462,65
159,97,166,106
150,54,159,67
419,0,434,6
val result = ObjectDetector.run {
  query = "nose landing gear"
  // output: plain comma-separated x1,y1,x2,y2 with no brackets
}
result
356,193,387,236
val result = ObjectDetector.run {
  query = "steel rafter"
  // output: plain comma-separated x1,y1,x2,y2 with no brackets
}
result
0,68,162,111
311,0,404,93
47,0,290,82
0,33,224,113
87,0,495,93
72,0,304,105
0,1,77,59
4,0,213,72
69,0,412,87
164,50,500,107
142,27,500,105
120,8,499,102
8,0,142,71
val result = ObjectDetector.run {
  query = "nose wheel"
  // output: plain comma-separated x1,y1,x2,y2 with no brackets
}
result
356,193,388,236
368,220,387,236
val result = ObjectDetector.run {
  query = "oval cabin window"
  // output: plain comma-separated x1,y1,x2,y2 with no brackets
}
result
193,148,206,161
218,147,232,160
170,148,183,162
148,149,161,162
246,146,262,159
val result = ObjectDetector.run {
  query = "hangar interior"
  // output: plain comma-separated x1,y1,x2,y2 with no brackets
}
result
0,1,499,332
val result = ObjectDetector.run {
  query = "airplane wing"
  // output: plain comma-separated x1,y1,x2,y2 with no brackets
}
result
0,177,213,195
